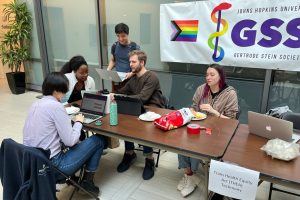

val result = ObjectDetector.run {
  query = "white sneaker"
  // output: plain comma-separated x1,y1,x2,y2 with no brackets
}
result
177,174,188,191
180,174,201,197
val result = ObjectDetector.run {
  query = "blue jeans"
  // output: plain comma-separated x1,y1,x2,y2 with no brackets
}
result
51,135,104,176
125,141,153,156
178,154,200,172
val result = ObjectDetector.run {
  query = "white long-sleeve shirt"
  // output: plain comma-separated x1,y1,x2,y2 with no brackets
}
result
65,71,95,92
23,96,82,158
62,71,96,103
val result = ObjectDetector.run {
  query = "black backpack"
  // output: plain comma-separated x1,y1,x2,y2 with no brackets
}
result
111,41,138,57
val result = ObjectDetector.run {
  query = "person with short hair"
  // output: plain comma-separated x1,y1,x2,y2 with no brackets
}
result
23,72,104,196
110,50,165,180
61,55,95,103
177,64,239,197
107,23,140,91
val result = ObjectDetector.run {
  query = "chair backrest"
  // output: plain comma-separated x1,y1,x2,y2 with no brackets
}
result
282,112,300,130
162,94,174,110
0,139,56,199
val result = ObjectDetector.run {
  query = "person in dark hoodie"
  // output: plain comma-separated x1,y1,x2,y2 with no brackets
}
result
23,72,104,196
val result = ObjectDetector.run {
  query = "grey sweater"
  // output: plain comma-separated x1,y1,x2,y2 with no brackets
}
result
191,84,239,119
117,71,165,108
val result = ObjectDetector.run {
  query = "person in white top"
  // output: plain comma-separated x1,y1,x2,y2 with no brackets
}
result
61,55,95,103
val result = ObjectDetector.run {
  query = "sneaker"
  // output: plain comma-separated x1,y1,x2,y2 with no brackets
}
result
117,152,137,172
177,174,188,191
80,180,100,196
102,149,108,155
142,158,155,180
180,174,201,197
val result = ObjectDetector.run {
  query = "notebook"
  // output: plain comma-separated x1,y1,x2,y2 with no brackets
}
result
114,95,146,116
248,111,300,143
75,93,107,124
95,68,126,82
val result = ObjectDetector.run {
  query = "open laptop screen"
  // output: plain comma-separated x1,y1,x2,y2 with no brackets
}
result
95,68,125,82
80,93,107,116
248,111,293,142
114,95,145,116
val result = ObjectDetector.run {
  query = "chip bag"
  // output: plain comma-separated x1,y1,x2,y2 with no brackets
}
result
154,108,193,131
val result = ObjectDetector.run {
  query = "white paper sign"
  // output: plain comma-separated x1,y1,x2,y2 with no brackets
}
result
208,160,260,200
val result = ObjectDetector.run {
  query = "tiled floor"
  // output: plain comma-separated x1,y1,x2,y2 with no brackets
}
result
0,80,299,200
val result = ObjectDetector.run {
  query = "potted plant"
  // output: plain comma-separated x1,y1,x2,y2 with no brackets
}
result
0,0,32,94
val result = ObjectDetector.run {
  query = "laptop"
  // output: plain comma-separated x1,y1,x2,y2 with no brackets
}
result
74,93,107,124
114,95,146,116
95,68,126,83
248,111,300,143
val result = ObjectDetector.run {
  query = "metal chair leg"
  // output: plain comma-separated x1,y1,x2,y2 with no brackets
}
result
268,183,273,200
155,149,160,168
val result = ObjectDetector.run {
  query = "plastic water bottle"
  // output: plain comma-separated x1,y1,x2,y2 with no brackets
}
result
110,101,118,125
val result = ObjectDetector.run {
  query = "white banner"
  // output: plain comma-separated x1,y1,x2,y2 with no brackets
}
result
209,160,260,200
160,0,300,71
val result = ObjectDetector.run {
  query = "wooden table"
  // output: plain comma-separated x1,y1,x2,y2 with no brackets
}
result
84,107,239,199
222,124,300,191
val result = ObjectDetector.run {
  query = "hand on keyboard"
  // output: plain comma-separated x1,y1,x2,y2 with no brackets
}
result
75,113,84,123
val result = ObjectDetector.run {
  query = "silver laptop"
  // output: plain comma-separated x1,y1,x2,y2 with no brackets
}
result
95,68,126,82
248,111,300,143
74,93,107,124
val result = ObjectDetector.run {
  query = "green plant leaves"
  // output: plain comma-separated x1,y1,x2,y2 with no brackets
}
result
0,0,32,72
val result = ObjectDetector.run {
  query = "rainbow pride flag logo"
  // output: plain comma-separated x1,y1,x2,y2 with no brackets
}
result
171,20,199,42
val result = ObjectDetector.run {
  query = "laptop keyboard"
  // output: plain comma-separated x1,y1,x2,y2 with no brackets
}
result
80,112,99,120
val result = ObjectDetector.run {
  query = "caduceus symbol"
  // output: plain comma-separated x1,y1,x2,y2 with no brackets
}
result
208,2,232,62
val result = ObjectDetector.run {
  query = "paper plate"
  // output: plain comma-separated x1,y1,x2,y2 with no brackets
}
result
66,106,80,115
139,112,161,122
191,112,207,121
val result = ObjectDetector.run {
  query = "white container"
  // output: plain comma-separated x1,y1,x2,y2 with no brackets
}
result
102,94,111,114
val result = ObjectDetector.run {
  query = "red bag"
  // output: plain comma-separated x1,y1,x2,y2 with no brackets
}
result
154,108,193,131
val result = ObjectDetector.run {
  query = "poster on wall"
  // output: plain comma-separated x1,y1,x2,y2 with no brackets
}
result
160,0,300,71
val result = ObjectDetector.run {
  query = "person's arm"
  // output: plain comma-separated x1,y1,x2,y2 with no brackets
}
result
74,81,84,91
191,85,203,111
125,72,134,79
116,78,131,94
107,44,116,71
52,105,82,147
107,56,115,71
200,104,228,118
86,76,95,91
223,90,239,119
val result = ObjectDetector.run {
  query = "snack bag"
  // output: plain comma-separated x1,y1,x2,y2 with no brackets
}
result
154,108,193,131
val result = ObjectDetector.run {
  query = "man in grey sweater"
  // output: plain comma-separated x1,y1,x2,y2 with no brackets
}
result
110,50,165,180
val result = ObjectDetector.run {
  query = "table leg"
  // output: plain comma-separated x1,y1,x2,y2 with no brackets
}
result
204,160,209,200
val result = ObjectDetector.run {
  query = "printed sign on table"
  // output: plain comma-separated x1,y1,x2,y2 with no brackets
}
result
208,160,260,200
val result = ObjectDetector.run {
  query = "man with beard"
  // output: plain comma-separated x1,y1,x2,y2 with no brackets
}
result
110,50,165,180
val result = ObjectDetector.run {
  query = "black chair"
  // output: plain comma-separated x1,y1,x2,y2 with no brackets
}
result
0,139,100,200
267,112,300,200
282,112,300,129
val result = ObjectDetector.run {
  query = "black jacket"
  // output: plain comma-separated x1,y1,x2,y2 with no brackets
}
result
0,139,56,200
